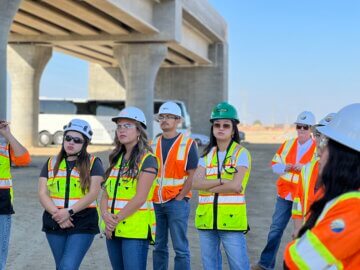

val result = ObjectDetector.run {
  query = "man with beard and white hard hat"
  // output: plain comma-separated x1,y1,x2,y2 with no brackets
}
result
152,101,198,270
252,111,317,270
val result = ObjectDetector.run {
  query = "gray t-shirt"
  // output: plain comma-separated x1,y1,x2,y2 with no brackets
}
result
161,134,199,171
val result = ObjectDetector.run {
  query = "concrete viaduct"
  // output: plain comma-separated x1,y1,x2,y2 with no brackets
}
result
1,0,228,146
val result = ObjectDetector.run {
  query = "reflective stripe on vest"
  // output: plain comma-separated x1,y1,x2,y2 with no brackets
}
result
47,155,96,209
0,179,13,189
107,199,154,211
198,194,245,205
289,231,343,269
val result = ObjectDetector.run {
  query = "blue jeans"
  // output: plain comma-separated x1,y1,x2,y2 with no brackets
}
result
198,230,250,270
153,199,191,270
46,233,95,270
106,238,149,270
0,215,11,270
258,196,292,270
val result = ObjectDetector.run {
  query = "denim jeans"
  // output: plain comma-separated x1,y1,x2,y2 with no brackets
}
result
198,230,250,270
258,196,292,270
106,238,149,270
46,233,95,270
0,215,11,270
153,199,191,270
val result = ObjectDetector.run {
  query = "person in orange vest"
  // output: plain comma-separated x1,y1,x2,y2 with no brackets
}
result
192,102,251,270
284,103,360,269
291,113,336,238
0,120,31,269
38,119,104,270
252,111,317,270
152,101,199,270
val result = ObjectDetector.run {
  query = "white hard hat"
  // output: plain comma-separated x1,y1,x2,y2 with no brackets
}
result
294,111,316,126
317,112,336,126
158,101,182,118
112,106,147,129
63,119,93,140
317,103,360,152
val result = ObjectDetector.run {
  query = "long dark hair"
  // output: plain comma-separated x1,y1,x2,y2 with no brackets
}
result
298,139,360,237
53,132,91,194
105,122,152,180
202,119,241,157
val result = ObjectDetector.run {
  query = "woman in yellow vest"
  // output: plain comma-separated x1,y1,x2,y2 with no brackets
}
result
193,102,252,270
100,107,158,270
38,119,104,270
284,104,360,269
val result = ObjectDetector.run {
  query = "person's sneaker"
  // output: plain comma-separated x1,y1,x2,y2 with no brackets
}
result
251,264,264,270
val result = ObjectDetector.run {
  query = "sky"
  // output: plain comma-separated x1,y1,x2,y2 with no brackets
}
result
37,0,360,125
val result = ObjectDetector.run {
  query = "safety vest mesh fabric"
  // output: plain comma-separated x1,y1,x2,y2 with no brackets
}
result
47,155,97,209
0,142,14,202
292,159,319,220
272,138,317,200
195,141,251,231
152,134,193,203
285,192,360,270
104,151,156,241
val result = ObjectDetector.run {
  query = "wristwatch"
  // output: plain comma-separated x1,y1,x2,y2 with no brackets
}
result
68,208,75,217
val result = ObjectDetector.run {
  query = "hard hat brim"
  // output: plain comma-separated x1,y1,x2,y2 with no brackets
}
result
317,125,360,152
210,117,239,124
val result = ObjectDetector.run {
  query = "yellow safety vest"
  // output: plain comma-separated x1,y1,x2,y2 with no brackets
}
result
47,155,97,209
104,152,157,242
195,141,251,231
0,141,13,202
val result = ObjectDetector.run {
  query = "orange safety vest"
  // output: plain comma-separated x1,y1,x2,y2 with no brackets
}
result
284,191,360,269
271,138,317,200
152,134,194,203
292,159,325,220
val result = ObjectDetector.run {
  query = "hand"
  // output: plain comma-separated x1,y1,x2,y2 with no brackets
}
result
52,208,70,224
285,164,293,172
102,212,119,230
175,194,185,201
105,228,113,239
59,219,74,229
0,121,11,138
293,163,303,172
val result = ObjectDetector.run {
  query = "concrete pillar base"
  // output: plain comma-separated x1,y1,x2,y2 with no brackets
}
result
8,45,52,146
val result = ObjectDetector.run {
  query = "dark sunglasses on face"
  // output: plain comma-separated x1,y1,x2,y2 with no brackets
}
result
213,123,232,129
64,135,84,144
296,124,310,130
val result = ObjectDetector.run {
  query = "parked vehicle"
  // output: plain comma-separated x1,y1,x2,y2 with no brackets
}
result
191,133,210,146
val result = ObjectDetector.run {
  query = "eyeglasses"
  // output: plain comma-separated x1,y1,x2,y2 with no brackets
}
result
314,131,321,138
296,124,310,130
117,123,136,130
157,115,179,121
64,135,84,144
213,123,232,129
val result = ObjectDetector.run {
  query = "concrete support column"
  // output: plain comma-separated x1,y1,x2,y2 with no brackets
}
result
88,64,126,100
113,43,167,138
8,45,52,147
0,0,21,119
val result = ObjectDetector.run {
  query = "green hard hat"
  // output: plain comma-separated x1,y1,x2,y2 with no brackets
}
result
210,102,239,123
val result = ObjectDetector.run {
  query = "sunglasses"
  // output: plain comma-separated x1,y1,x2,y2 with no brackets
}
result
64,135,84,144
296,124,310,130
157,115,179,121
117,123,136,130
213,123,232,129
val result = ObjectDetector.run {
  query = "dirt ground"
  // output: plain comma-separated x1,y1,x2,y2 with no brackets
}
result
7,143,292,270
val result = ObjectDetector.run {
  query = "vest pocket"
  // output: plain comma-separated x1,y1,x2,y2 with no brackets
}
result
217,207,247,230
195,207,213,229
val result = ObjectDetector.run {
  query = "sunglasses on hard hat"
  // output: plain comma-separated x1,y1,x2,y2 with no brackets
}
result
64,135,84,144
296,124,310,130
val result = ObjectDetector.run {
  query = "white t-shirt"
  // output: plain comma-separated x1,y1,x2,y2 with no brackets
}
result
198,149,249,168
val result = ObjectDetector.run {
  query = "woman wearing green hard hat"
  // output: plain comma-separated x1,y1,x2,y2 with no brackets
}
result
193,101,251,270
